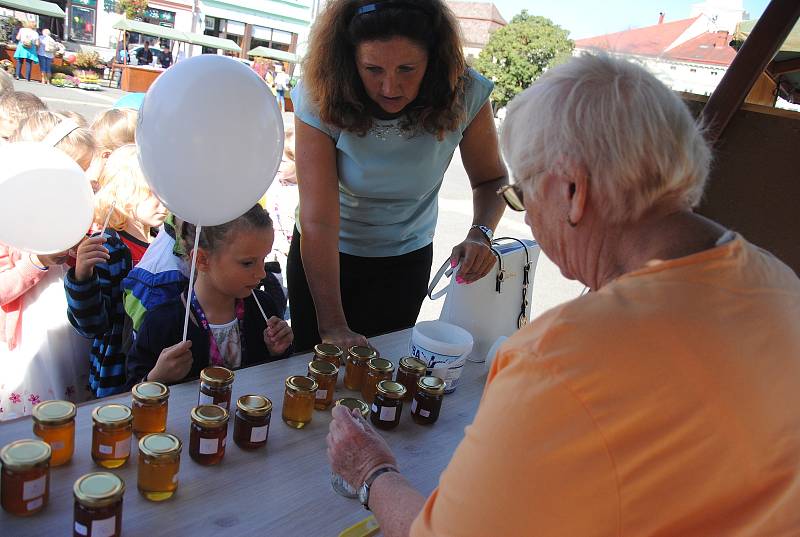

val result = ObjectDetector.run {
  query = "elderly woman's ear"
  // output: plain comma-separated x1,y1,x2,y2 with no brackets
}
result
567,170,589,228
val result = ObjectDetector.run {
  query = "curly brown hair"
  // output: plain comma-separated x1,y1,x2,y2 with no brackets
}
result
302,0,468,139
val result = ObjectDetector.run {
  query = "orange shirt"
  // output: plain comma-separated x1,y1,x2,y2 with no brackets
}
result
411,236,800,536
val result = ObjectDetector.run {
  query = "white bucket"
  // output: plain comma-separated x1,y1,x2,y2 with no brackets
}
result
409,320,473,393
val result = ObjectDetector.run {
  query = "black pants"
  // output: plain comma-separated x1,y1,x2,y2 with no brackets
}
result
287,227,433,352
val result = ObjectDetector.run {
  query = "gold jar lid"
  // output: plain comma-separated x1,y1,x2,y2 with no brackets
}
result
236,395,273,417
138,433,182,459
308,360,338,377
314,343,343,358
0,439,51,471
334,398,370,419
417,376,446,395
367,357,394,373
376,380,407,399
200,366,235,387
32,400,76,426
348,345,376,362
92,404,133,429
132,381,170,403
190,404,229,428
73,472,125,508
399,356,427,374
285,375,318,393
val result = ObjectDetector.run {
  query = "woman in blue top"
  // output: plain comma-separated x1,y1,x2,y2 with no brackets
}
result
289,0,507,351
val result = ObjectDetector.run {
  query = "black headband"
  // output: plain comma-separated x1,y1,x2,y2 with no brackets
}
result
354,1,431,18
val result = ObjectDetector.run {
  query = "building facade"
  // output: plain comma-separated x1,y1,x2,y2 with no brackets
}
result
446,1,505,64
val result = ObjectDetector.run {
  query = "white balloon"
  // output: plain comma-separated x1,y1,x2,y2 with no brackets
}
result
136,55,283,226
0,142,94,254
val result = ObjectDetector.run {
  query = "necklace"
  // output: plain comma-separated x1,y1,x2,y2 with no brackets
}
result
369,122,409,141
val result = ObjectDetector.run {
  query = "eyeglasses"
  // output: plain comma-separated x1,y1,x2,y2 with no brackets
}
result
496,184,525,212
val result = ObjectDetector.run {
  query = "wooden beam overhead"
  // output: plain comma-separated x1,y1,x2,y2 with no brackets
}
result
769,57,800,76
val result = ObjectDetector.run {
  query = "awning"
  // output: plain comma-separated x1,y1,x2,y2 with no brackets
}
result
0,0,65,18
732,19,800,53
113,18,189,43
247,46,300,64
186,33,241,53
732,19,800,103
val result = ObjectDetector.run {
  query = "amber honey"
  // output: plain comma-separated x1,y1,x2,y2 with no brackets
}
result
137,433,181,501
308,360,338,410
32,400,76,466
91,404,133,469
371,381,406,431
198,366,235,411
282,375,317,429
411,376,445,425
314,343,343,367
189,405,228,465
233,395,272,449
362,358,394,406
131,382,169,437
73,472,124,537
344,346,375,391
396,356,427,401
0,439,51,516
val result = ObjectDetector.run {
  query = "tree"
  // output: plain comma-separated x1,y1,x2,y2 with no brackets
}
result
117,0,148,20
475,11,574,109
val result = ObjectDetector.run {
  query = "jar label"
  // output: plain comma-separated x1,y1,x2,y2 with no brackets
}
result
420,408,431,418
379,406,396,422
199,437,219,454
74,521,89,536
23,475,46,501
116,438,131,458
99,444,113,455
52,440,65,451
411,399,418,413
250,425,269,443
371,404,378,413
92,515,117,537
26,497,43,511
315,389,327,400
198,392,214,406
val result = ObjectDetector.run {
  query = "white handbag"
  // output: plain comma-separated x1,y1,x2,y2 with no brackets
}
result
427,237,541,362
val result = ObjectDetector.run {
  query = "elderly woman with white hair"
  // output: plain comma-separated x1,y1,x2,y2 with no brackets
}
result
326,54,800,536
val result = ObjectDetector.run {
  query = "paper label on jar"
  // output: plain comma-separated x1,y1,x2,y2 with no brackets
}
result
26,497,43,511
199,437,219,454
74,521,88,536
99,444,113,455
116,438,130,458
51,440,64,451
92,515,117,537
315,389,327,400
411,399,418,413
371,404,378,413
172,473,179,484
250,425,269,443
23,475,46,501
420,408,431,418
379,406,396,421
198,392,214,406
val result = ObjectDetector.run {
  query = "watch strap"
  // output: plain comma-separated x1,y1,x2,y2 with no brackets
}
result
361,466,399,510
470,224,493,244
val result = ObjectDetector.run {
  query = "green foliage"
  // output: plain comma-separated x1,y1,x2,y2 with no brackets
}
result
117,0,148,20
474,11,573,108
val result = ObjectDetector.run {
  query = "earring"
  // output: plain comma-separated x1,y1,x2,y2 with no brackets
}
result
567,215,577,228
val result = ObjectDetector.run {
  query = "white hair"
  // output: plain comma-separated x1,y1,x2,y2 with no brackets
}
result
501,53,712,223
0,69,12,96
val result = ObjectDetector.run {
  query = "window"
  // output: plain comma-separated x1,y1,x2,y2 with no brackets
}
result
69,2,96,44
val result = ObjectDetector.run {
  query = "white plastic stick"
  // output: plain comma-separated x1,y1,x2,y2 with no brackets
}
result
182,226,202,342
251,289,269,322
99,202,116,236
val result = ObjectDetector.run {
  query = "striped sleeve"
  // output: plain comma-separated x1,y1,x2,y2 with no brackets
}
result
65,270,108,339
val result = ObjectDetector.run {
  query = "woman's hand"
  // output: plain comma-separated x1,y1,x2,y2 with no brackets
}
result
264,316,293,355
147,340,193,384
450,229,496,284
327,404,398,488
74,236,110,282
320,325,369,353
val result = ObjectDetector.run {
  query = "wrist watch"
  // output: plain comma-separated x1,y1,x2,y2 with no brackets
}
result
358,466,399,510
470,224,494,244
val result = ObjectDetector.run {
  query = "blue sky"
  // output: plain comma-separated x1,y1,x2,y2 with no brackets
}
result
489,0,771,39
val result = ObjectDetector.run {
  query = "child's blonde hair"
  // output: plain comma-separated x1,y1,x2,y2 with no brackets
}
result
0,91,46,139
94,144,154,231
57,110,89,128
11,111,96,170
0,70,12,96
91,108,137,155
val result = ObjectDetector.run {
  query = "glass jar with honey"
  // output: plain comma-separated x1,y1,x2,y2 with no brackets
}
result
32,399,76,466
314,343,343,367
343,346,376,391
73,472,124,537
198,366,235,411
0,439,51,516
362,358,395,406
330,398,370,498
308,360,338,410
131,381,169,437
395,356,427,401
281,375,318,429
137,433,181,501
189,404,228,465
91,404,133,468
370,381,406,430
411,376,446,425
233,395,272,449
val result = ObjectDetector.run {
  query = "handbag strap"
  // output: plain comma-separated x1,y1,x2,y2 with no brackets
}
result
427,259,458,300
494,237,535,328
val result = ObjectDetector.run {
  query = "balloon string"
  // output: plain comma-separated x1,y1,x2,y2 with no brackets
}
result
99,202,116,236
251,290,269,323
183,226,202,342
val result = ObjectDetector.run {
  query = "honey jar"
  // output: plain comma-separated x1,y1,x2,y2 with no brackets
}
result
362,358,395,406
395,356,427,401
411,376,446,425
282,375,318,429
137,433,182,501
32,399,76,466
91,404,133,468
330,398,370,498
343,346,376,391
73,472,124,537
198,366,235,411
370,381,406,430
0,439,51,516
131,381,169,437
233,395,272,449
189,404,228,465
308,360,338,410
314,343,343,367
